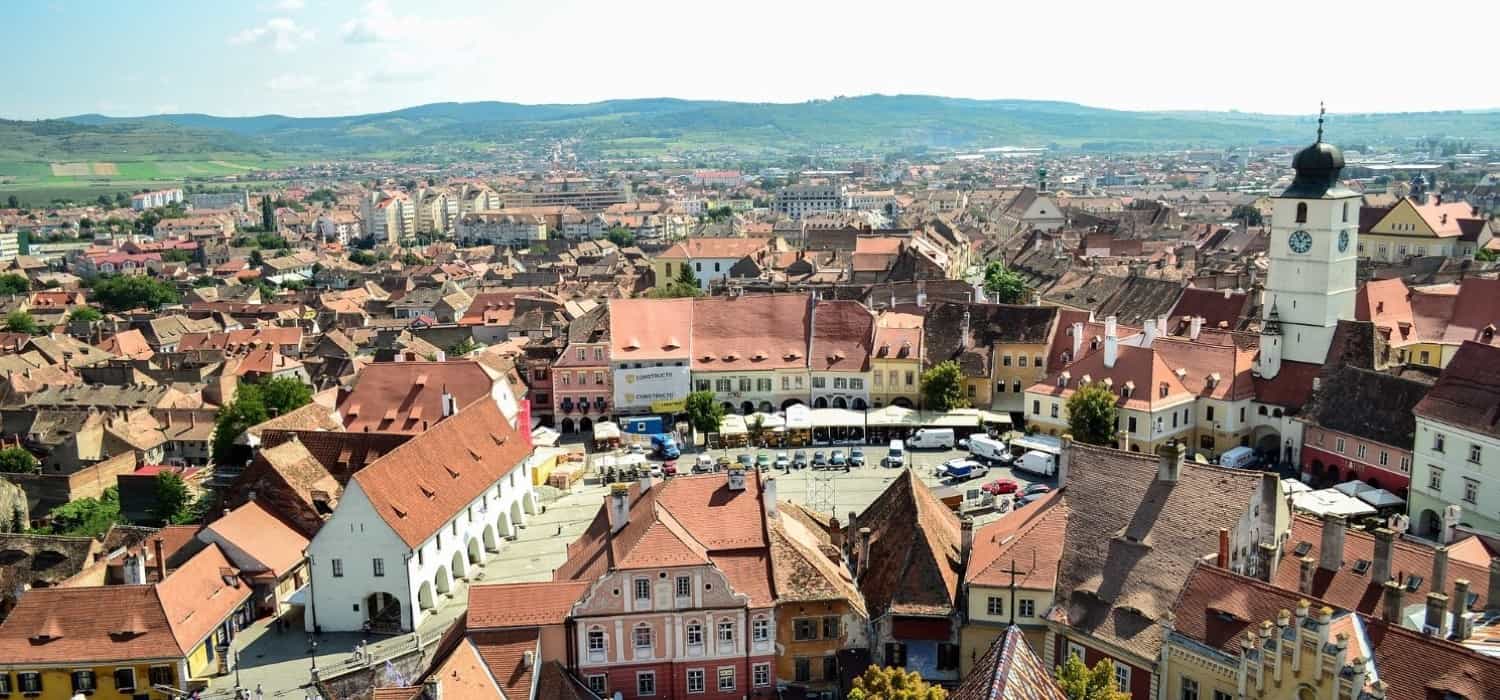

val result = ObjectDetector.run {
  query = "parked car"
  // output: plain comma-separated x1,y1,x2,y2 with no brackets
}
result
755,452,772,470
792,450,809,469
944,460,988,482
1019,490,1050,506
934,457,970,478
717,455,734,470
736,454,754,469
981,478,1019,495
882,440,906,468
967,434,1010,464
775,451,791,470
1023,483,1052,497
830,450,849,471
812,451,830,469
1012,450,1057,477
907,428,956,450
661,460,678,477
849,448,866,467
694,455,716,473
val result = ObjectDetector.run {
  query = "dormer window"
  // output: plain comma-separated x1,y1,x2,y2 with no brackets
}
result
1058,371,1070,388
1159,383,1169,398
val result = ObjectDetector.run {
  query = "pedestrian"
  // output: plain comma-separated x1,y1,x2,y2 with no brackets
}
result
255,683,264,700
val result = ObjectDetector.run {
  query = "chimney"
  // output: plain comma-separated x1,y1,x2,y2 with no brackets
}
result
1488,559,1500,614
1258,542,1278,582
1298,556,1316,595
1432,545,1449,596
1424,592,1449,635
1157,442,1184,482
638,472,655,494
1371,527,1395,584
607,483,631,534
762,476,778,519
521,650,534,670
1103,315,1118,368
960,516,975,571
1189,316,1204,340
1319,515,1346,572
1216,528,1229,568
726,467,746,491
1382,579,1405,623
1143,318,1158,345
857,527,872,578
1070,321,1083,361
1057,434,1073,488
829,516,843,550
1453,578,1473,640
153,536,167,582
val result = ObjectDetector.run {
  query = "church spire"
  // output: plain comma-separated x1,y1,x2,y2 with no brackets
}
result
1315,101,1325,143
1264,300,1282,335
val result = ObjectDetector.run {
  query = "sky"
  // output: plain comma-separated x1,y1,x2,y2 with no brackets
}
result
7,0,1499,120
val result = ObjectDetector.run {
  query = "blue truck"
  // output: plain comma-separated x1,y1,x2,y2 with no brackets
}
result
651,434,681,460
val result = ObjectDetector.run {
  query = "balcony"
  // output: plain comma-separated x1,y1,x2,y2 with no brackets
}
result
559,398,574,413
594,398,608,412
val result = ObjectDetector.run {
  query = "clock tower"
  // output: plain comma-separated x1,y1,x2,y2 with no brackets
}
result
1257,109,1360,379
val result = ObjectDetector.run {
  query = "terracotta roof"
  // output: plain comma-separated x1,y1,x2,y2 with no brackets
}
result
810,300,875,372
1053,443,1265,661
97,328,155,360
338,360,496,434
952,625,1067,700
470,628,540,699
533,661,598,700
609,297,694,361
179,326,302,352
854,468,961,617
1252,359,1322,409
1438,278,1500,347
1030,343,1194,411
769,511,866,615
201,501,308,577
425,637,505,699
352,398,531,548
1413,341,1500,438
1271,515,1491,617
1169,287,1250,332
467,580,591,629
656,237,770,260
710,549,776,608
691,294,811,371
966,491,1067,590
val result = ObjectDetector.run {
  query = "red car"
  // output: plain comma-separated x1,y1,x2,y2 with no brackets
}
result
982,478,1019,496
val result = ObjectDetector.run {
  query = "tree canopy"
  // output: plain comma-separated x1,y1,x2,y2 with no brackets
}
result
847,665,947,700
212,376,314,464
920,360,969,411
605,226,636,247
44,487,122,538
150,471,195,525
685,390,725,437
983,261,1027,304
0,273,30,295
1230,204,1264,227
67,306,103,323
1054,656,1131,700
4,310,40,335
90,275,180,311
1065,381,1120,446
0,447,39,474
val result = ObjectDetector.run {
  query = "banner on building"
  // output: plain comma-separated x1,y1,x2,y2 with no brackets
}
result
614,366,691,412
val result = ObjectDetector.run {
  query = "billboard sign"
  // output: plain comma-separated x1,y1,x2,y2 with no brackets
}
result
614,366,691,412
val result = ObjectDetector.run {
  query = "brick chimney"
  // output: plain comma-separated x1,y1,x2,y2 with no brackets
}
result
960,516,974,571
1371,527,1395,583
857,527,872,578
762,476,778,520
1319,515,1346,572
1216,528,1229,568
1298,556,1315,595
153,536,167,582
1157,442,1184,482
1381,579,1404,623
1424,592,1449,635
607,483,631,534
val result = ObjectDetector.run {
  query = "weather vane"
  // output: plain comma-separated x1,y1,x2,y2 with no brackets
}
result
1316,101,1325,143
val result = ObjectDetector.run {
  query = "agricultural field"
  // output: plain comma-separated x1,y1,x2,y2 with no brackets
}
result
0,157,292,207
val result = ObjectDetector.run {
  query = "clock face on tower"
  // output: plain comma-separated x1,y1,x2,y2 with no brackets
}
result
1289,230,1313,254
1338,230,1350,253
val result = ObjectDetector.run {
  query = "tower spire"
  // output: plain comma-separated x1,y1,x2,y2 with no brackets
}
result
1316,101,1325,143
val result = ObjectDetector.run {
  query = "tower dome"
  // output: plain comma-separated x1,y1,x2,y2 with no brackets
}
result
1280,104,1351,199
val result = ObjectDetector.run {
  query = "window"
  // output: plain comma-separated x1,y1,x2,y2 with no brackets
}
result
850,378,864,390
637,671,657,696
1035,355,1044,368
1357,444,1367,459
1066,642,1084,662
1172,412,1178,428
757,378,772,392
718,667,736,691
587,628,606,653
1113,663,1130,692
821,616,839,640
17,672,41,693
1434,433,1446,453
718,620,735,648
795,657,812,682
1400,456,1411,473
676,575,691,599
753,617,770,643
1240,406,1246,422
822,656,838,682
634,578,651,603
1421,350,1432,364
698,379,711,392
372,558,385,577
595,347,604,361
634,625,653,650
1013,378,1022,393
1295,202,1307,223
1463,479,1479,505
1214,691,1233,700
1019,599,1035,617
1379,450,1389,466
1206,405,1214,421
754,662,771,687
587,675,607,695
577,348,587,361
937,643,960,671
148,666,174,687
0,673,10,694
1050,403,1059,419
687,621,704,647
905,372,914,386
1470,444,1483,464
794,618,818,640
873,372,882,386
71,670,96,693
560,372,571,386
331,558,344,577
715,378,731,392
987,596,1004,616
1019,355,1028,367
1002,354,1012,367
834,377,848,390
784,375,793,389
812,376,826,389
1335,437,1345,454
1429,466,1444,491
1032,400,1041,415
1181,677,1199,700
687,669,705,693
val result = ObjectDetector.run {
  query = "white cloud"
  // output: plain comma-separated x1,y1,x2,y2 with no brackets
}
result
267,74,319,92
229,17,314,52
340,0,403,44
273,0,305,9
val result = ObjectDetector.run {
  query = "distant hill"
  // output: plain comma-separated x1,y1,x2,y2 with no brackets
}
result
42,95,1500,161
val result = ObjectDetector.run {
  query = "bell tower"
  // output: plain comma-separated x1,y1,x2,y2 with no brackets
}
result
1259,105,1360,374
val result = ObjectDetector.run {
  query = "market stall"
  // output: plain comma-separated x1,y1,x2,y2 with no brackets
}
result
784,404,813,446
866,405,919,444
711,414,749,449
809,407,866,445
591,421,622,452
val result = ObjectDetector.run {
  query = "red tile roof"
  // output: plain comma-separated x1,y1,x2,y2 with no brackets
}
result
201,501,308,577
352,398,531,548
338,360,496,434
425,637,505,699
1252,359,1322,409
470,628,540,699
609,297,694,362
1030,343,1195,411
467,580,592,629
810,300,875,371
967,491,1067,590
1413,341,1500,438
655,237,770,260
855,468,962,617
952,625,1066,700
692,294,811,371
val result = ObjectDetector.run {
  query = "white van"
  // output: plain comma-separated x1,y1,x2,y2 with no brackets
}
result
1218,446,1258,469
967,434,1010,464
1013,449,1057,477
907,428,956,450
883,440,906,468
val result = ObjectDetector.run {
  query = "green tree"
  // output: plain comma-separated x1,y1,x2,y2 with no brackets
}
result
847,665,947,700
192,275,219,288
259,375,314,416
920,360,969,411
605,226,636,247
349,250,377,266
5,195,18,209
150,471,193,525
1054,656,1130,700
68,306,103,323
260,195,276,232
4,310,41,335
674,263,700,288
1476,248,1497,263
1230,204,1264,227
0,447,38,474
161,249,194,264
211,377,312,464
646,282,703,299
91,275,180,311
249,249,265,267
983,262,1027,304
684,390,725,438
45,487,122,537
1065,381,1120,446
449,337,481,356
0,273,30,295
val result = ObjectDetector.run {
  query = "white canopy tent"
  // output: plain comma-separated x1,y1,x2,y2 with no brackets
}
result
1290,488,1378,518
809,408,866,427
1357,488,1406,509
867,405,919,428
784,403,813,430
718,414,748,435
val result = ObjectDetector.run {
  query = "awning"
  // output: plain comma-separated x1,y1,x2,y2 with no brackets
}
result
747,412,786,430
1281,479,1313,494
591,421,621,441
719,414,748,435
976,410,1012,426
1333,480,1375,498
784,403,813,430
285,584,310,607
530,426,561,447
1290,488,1377,517
1357,488,1406,509
810,408,866,427
920,408,983,428
866,405,919,427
